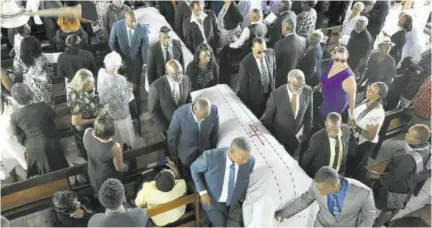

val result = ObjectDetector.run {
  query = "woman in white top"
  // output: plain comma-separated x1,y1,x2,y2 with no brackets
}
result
347,82,388,182
339,2,364,45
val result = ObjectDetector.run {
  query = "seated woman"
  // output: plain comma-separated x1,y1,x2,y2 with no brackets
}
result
69,69,99,158
135,169,186,226
57,34,97,82
13,36,53,104
54,15,88,52
10,83,69,178
186,43,219,91
84,113,129,194
98,51,136,148
346,82,387,182
46,191,93,227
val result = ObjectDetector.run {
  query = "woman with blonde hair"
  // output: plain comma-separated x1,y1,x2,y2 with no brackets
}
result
98,51,136,148
69,69,100,157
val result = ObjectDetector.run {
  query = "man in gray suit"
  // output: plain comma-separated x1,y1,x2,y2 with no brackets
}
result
191,137,255,226
261,69,312,156
167,98,219,178
276,167,376,227
88,178,148,227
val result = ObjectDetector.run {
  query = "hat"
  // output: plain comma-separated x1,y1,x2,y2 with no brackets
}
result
377,36,395,47
0,1,29,28
155,169,175,192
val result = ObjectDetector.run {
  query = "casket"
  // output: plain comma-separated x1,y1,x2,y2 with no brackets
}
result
191,84,319,227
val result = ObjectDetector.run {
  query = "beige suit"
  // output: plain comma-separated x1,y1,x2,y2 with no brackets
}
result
277,178,376,227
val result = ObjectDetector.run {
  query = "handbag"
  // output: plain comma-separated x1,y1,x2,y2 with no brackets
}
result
386,191,410,209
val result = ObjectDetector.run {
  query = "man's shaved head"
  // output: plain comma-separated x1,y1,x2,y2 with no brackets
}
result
166,59,183,83
411,124,431,144
125,10,137,29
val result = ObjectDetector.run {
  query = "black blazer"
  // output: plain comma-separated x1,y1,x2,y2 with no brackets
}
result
366,0,390,38
147,39,184,86
223,2,243,30
185,61,219,91
268,10,296,46
300,125,351,177
236,49,276,115
298,44,323,88
182,10,221,53
274,34,306,88
148,75,192,133
57,49,97,81
174,1,191,40
157,1,176,29
260,85,313,145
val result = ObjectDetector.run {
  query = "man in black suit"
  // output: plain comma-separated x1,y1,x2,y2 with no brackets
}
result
148,59,192,134
183,0,221,53
366,0,390,42
235,37,276,118
147,26,185,86
261,69,313,155
299,112,351,178
268,0,297,46
346,16,373,76
156,1,176,29
174,0,191,40
274,18,306,88
298,30,323,88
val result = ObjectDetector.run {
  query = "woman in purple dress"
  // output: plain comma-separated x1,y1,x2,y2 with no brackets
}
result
319,46,356,120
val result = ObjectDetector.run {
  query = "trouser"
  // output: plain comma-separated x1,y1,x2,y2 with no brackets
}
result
283,137,299,157
202,202,242,227
73,126,87,159
373,209,400,227
346,141,376,182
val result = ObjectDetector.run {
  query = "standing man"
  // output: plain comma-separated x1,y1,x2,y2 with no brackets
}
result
183,1,221,53
366,0,390,42
298,30,323,88
102,0,131,43
147,26,184,86
238,0,265,27
229,9,267,53
261,70,313,156
300,112,351,177
268,0,297,46
235,37,276,118
167,98,219,179
346,16,373,76
174,0,191,40
191,137,255,226
148,60,192,134
276,167,376,227
274,18,306,88
109,10,149,119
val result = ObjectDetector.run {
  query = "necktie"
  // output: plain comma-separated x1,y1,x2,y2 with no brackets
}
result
291,93,297,118
332,137,340,170
165,47,171,62
332,194,341,218
172,84,179,105
226,163,236,206
128,29,133,46
260,59,269,93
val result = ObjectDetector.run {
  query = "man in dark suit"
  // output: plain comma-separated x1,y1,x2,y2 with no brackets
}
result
300,112,351,178
366,0,390,42
182,0,221,53
174,0,191,40
191,137,255,226
274,18,306,88
109,10,149,117
235,37,276,118
261,69,313,156
167,97,219,179
346,16,373,75
147,26,184,85
157,1,176,29
298,30,323,88
268,0,297,46
148,60,192,134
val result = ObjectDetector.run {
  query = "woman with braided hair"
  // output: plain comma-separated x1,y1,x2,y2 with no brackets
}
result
346,82,388,182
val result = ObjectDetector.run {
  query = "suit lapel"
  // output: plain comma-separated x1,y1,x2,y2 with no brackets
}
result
296,90,307,124
158,41,166,63
339,180,354,218
179,79,188,104
265,54,274,90
283,86,295,120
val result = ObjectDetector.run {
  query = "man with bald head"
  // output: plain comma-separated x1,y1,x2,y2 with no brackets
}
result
261,69,313,155
298,30,323,87
229,8,267,52
274,18,306,88
346,16,372,75
148,60,192,134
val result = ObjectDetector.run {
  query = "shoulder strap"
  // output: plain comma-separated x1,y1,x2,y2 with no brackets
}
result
410,151,426,175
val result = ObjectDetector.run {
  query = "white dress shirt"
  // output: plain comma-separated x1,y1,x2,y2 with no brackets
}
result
167,77,181,104
161,42,174,62
229,21,263,48
190,11,208,44
126,23,135,46
254,55,268,77
287,87,304,139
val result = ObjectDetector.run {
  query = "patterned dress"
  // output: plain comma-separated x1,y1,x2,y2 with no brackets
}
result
92,0,110,42
68,89,100,120
296,8,317,39
13,55,53,104
217,4,242,49
196,67,214,90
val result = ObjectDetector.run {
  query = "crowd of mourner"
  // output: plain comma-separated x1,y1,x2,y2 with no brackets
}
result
0,0,431,227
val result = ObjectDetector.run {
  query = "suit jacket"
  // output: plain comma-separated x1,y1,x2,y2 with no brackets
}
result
87,208,148,227
190,148,255,207
148,75,192,133
260,85,313,145
157,1,176,29
300,125,351,177
366,0,390,38
167,103,219,166
277,178,376,227
223,2,243,30
268,11,297,46
183,10,221,53
298,44,323,88
235,49,276,116
147,39,184,85
174,1,191,40
274,34,306,88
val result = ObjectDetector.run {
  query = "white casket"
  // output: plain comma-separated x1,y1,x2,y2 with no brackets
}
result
192,84,319,227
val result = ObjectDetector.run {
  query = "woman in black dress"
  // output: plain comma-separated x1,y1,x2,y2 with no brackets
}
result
388,13,412,66
186,43,219,91
10,83,69,178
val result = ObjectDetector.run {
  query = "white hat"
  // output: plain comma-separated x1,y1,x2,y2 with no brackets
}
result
1,1,29,29
377,36,395,47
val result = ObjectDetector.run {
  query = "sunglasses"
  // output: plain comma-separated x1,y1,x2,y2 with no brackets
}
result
257,49,267,55
334,58,346,63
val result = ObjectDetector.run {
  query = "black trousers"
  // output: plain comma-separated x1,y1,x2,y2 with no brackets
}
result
346,141,376,182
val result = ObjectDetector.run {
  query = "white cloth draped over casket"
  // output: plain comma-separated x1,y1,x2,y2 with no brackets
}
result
191,85,318,227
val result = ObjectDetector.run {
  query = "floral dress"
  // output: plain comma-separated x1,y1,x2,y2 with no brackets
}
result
92,0,110,42
68,89,100,121
296,8,317,39
217,4,242,49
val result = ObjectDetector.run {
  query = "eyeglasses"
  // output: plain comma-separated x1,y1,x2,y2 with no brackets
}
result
257,49,267,55
334,58,346,63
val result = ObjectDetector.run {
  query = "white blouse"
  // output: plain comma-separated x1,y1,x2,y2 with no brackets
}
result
354,103,385,144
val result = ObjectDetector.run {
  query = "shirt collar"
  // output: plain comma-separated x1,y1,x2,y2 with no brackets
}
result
226,150,238,167
190,104,200,123
250,21,260,25
254,55,264,64
190,11,208,23
105,205,126,214
167,76,180,85
161,41,171,50
125,22,134,32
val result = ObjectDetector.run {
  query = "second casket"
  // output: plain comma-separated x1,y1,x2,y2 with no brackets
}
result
191,84,318,227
